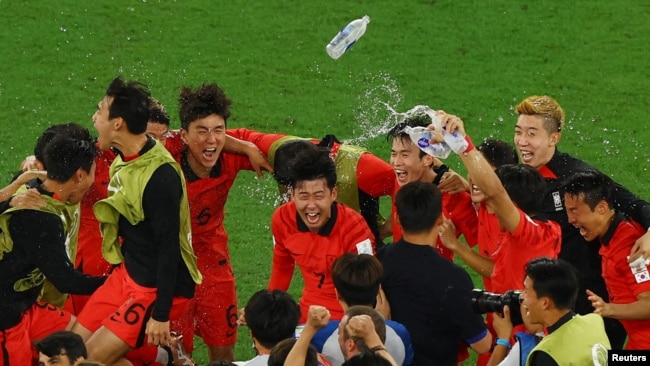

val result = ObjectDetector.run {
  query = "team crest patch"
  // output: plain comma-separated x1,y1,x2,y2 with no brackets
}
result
552,191,563,211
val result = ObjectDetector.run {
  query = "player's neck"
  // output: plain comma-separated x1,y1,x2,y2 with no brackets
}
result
113,133,148,157
402,230,437,246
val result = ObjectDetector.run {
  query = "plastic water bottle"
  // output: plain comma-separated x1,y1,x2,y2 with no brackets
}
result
326,15,370,59
402,126,452,159
443,129,469,154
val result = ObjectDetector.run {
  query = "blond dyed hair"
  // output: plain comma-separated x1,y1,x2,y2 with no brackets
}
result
515,95,565,133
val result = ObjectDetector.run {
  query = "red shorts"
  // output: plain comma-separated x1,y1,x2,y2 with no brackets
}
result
77,265,190,349
0,302,71,366
171,273,237,351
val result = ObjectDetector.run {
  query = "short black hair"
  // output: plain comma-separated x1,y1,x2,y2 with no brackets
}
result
342,352,394,366
395,181,442,234
332,253,383,307
525,257,579,310
273,139,316,186
43,130,98,182
148,97,170,125
560,170,615,210
35,331,87,362
106,77,152,134
268,338,318,366
477,139,518,168
290,146,337,190
244,289,300,350
386,114,430,159
34,123,93,166
495,164,546,216
179,83,232,130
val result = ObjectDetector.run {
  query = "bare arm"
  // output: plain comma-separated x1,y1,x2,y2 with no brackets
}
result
223,134,273,178
587,289,650,320
438,218,494,278
285,305,330,366
437,114,521,233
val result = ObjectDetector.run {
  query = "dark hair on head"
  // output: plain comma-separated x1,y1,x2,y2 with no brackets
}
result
395,181,442,234
178,83,232,130
342,352,394,366
208,361,238,366
477,139,518,168
34,123,93,167
273,139,317,186
105,77,152,134
43,130,98,183
332,253,383,307
525,257,578,310
342,306,387,352
560,170,615,210
35,330,87,361
244,289,300,350
290,146,337,190
148,97,170,126
495,164,546,216
268,338,318,366
386,114,430,159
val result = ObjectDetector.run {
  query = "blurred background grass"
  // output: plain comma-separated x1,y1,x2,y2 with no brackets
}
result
1,0,649,364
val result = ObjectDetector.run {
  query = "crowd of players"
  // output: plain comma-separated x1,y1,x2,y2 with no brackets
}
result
1,77,650,366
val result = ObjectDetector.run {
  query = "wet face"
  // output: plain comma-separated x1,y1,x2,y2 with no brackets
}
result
146,122,170,145
68,161,97,205
180,114,226,176
564,193,608,242
92,96,115,151
514,114,559,169
337,316,353,360
38,352,74,366
521,276,543,326
291,178,337,233
390,138,432,187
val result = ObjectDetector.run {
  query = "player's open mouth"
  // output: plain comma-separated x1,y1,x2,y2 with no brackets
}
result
395,169,407,182
471,184,481,194
305,212,320,224
520,150,533,163
203,148,217,160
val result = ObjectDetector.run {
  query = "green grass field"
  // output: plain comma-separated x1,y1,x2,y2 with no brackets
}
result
1,1,649,364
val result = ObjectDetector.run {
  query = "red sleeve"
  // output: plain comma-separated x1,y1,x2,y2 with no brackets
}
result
227,128,285,155
339,205,376,255
356,153,396,198
163,131,184,157
268,204,295,291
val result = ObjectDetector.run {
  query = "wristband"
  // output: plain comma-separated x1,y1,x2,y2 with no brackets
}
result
495,338,511,349
462,135,475,154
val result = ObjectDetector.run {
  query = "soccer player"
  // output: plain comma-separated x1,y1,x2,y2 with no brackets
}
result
268,147,376,322
512,95,650,348
36,331,88,366
562,170,650,349
0,131,105,366
166,83,266,362
227,129,395,244
71,77,202,365
386,115,478,261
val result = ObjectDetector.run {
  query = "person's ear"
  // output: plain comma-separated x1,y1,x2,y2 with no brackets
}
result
331,186,338,201
549,132,561,146
180,128,188,144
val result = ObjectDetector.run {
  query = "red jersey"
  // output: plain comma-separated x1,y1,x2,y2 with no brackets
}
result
477,204,506,291
489,207,561,293
391,181,478,261
599,215,650,350
166,132,254,270
269,201,376,322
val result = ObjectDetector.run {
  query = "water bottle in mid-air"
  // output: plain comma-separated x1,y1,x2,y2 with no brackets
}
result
326,15,370,59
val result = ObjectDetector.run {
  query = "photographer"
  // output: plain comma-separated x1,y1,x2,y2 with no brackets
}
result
522,258,610,365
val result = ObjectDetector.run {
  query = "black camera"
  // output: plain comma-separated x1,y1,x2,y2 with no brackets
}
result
471,289,523,326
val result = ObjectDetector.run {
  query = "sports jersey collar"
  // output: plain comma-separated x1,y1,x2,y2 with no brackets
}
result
538,150,560,179
296,201,338,236
118,136,156,162
180,149,222,182
547,311,575,334
599,212,625,247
